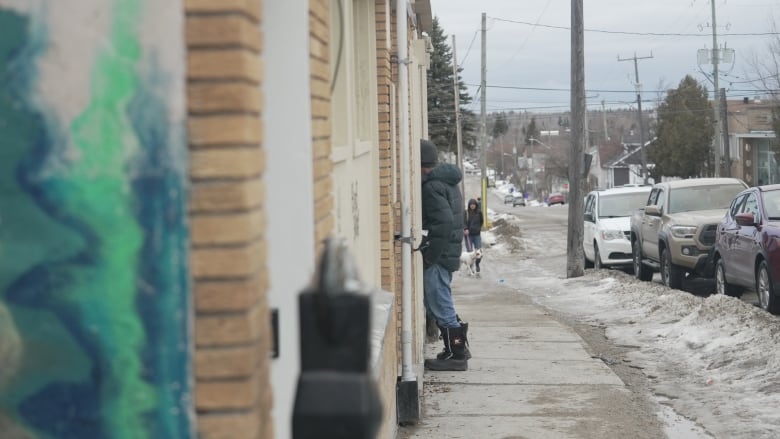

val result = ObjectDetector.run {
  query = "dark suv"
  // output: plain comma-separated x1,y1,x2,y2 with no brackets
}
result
714,184,780,314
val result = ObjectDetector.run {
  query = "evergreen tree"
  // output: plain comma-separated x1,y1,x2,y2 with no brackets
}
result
649,75,714,178
491,112,509,139
524,117,540,145
427,17,476,154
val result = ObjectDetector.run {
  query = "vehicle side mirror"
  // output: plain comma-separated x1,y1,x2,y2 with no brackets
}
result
645,205,661,217
735,212,756,227
584,213,594,223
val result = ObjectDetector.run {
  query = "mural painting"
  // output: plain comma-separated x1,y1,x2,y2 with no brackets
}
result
0,1,191,437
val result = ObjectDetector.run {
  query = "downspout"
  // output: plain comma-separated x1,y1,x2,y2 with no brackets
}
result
397,0,415,384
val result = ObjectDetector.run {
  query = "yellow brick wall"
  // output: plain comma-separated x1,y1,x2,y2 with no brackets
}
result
375,3,399,436
185,0,272,438
310,0,334,253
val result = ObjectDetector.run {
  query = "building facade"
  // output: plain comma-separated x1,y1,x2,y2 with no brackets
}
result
0,0,433,438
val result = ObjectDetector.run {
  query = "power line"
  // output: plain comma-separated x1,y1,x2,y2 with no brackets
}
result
464,82,780,94
488,16,780,37
458,30,479,67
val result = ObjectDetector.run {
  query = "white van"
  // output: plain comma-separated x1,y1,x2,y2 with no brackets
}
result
583,186,652,269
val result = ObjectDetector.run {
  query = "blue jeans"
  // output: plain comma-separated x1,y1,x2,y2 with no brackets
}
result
470,234,482,249
423,264,459,328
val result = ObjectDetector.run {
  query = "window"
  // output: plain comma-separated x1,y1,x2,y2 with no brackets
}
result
667,184,745,213
598,192,652,218
647,189,659,206
762,190,780,220
729,194,747,219
742,193,760,222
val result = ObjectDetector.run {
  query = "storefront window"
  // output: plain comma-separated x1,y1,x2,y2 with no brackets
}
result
756,139,779,185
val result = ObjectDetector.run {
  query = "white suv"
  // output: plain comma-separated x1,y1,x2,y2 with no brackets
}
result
584,186,652,269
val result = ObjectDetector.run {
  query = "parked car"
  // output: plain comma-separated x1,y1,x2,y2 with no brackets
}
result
714,184,780,314
583,186,652,269
548,193,565,205
630,178,748,289
512,192,526,207
503,193,514,204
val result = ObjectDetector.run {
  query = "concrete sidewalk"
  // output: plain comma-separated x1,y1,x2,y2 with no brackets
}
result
398,271,658,439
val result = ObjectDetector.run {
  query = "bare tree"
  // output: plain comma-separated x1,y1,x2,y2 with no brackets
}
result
745,15,780,149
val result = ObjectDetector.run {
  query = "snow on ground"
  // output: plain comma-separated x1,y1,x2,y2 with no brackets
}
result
487,213,780,439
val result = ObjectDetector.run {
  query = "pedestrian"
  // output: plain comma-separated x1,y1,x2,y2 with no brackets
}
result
419,139,470,371
464,198,483,277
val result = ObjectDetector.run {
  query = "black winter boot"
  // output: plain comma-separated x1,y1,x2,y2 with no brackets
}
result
425,326,468,371
436,321,471,360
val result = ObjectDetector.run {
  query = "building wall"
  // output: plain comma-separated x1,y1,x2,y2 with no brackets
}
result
0,1,191,437
311,0,335,252
185,1,272,438
264,1,316,438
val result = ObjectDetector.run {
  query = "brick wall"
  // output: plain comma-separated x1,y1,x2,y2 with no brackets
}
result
310,0,334,253
185,0,272,438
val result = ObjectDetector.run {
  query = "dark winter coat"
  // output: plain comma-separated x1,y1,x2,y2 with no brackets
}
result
421,163,464,272
464,199,483,237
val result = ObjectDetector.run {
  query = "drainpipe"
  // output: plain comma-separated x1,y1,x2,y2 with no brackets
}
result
396,0,419,424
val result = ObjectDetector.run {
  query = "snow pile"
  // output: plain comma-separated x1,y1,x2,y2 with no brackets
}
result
487,214,525,255
500,256,780,438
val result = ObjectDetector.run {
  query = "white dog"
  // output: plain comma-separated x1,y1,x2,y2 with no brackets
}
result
460,248,483,276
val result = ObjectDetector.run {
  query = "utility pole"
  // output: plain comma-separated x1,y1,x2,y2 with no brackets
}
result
721,87,730,177
710,0,722,177
452,35,465,199
618,52,653,184
568,0,585,278
480,12,488,225
601,100,609,141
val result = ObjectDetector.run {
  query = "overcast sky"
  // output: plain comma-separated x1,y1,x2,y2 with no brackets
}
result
429,0,779,114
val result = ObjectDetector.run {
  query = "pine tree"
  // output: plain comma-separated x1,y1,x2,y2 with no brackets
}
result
491,112,509,139
649,75,714,178
427,17,476,155
524,117,540,145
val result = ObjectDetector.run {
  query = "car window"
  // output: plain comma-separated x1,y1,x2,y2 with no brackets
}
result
667,184,746,214
729,194,747,219
584,195,594,215
743,193,760,222
762,191,780,220
598,192,651,217
647,189,657,206
656,189,665,211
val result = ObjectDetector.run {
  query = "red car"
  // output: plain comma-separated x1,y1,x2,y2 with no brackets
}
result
548,193,565,206
714,184,780,314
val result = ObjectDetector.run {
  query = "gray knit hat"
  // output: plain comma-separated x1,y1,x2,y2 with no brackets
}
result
420,139,438,167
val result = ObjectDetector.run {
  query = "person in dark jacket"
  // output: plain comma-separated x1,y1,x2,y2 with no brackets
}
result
419,139,469,371
464,198,483,276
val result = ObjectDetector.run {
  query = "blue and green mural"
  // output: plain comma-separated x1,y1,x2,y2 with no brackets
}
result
0,1,191,437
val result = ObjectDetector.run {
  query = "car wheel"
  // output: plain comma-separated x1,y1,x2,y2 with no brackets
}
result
584,251,594,269
633,240,652,281
715,258,742,297
594,243,603,269
661,247,684,289
757,261,780,314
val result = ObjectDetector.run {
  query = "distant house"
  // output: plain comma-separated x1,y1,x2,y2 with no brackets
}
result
590,139,655,189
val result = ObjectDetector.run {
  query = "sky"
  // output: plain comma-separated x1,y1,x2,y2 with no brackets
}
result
429,0,780,115
482,203,780,438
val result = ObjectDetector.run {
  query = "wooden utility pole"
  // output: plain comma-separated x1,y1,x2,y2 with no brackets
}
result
710,0,722,177
567,0,585,278
618,52,653,184
480,12,488,224
721,87,730,177
452,35,465,199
